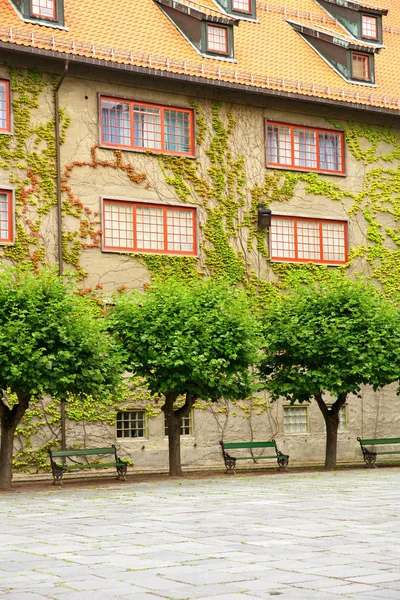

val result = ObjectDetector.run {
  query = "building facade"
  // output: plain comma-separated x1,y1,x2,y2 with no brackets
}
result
1,0,400,473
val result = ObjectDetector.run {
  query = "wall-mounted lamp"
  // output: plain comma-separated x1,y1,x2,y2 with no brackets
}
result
257,205,272,230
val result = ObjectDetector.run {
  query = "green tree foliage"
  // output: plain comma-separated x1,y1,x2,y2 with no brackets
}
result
0,266,123,489
108,279,260,476
259,277,400,469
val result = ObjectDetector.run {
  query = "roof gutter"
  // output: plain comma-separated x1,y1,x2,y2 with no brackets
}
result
0,40,399,116
54,59,69,277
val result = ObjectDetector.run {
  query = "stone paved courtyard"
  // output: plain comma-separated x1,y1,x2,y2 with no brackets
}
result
1,468,400,599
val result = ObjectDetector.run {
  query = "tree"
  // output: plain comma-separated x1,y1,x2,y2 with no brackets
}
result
108,279,259,476
0,266,123,490
259,278,400,470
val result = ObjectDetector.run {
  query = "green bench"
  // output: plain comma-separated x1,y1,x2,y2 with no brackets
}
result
357,437,400,467
49,445,129,485
219,440,289,474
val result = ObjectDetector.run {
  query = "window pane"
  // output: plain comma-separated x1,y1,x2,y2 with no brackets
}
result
0,82,7,131
136,206,164,250
0,192,10,242
207,25,228,53
101,99,131,146
294,129,317,168
116,411,145,438
322,222,345,262
133,105,162,150
352,54,369,80
319,132,342,172
297,220,321,260
166,209,194,252
267,125,291,165
270,218,295,259
284,407,308,433
103,202,134,250
362,15,377,39
164,110,191,154
232,0,250,11
31,0,55,18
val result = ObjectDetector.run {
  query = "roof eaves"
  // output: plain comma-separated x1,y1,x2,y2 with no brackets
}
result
154,0,238,24
287,20,381,53
318,0,388,16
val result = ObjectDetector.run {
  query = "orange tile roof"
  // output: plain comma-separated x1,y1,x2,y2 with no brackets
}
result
0,0,399,112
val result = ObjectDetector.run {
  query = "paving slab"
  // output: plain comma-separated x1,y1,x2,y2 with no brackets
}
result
2,468,400,598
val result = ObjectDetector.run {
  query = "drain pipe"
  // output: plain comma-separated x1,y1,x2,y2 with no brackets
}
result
54,60,69,453
54,60,69,277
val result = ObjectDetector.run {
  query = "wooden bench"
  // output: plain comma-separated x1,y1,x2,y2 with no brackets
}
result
49,445,129,485
357,437,400,468
219,440,289,474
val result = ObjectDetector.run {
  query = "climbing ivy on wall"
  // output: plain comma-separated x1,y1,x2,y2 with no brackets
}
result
5,66,400,470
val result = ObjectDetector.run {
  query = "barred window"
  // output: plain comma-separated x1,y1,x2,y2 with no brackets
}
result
266,122,345,174
270,216,347,265
284,406,308,433
165,412,193,436
100,97,195,157
116,411,146,439
102,200,196,256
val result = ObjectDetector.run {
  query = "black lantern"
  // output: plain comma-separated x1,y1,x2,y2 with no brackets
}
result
257,205,272,230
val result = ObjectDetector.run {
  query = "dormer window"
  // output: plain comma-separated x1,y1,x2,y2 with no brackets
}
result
214,0,257,21
154,0,237,61
361,15,378,40
232,0,250,12
352,53,370,81
9,0,64,27
207,25,228,55
31,0,56,19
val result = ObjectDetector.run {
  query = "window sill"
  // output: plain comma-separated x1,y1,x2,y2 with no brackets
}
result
101,248,199,258
269,259,347,267
98,143,196,160
266,164,346,177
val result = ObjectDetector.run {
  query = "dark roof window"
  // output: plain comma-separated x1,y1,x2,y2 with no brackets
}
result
207,24,228,54
31,0,56,19
352,52,371,81
361,14,378,40
315,0,386,45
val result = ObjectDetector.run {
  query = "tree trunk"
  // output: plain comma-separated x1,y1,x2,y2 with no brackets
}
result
166,409,182,476
162,392,195,477
0,420,16,490
324,412,339,470
315,392,347,471
0,393,30,490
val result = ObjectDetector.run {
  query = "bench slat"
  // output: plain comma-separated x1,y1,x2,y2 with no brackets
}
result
62,462,123,471
374,451,400,455
359,438,400,445
51,447,115,457
223,441,276,449
234,455,288,460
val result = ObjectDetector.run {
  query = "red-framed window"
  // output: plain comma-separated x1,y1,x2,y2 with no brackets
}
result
31,0,56,19
0,190,13,244
100,97,195,157
102,200,197,255
270,216,347,265
207,25,228,54
361,15,378,39
266,122,345,175
352,53,370,81
232,0,251,12
0,80,10,133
